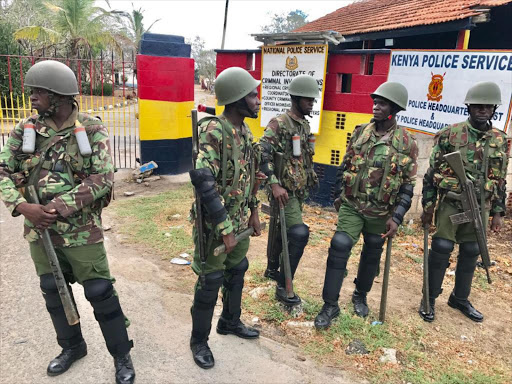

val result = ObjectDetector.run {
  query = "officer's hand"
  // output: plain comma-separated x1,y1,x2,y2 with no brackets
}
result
248,210,261,237
222,231,238,254
271,184,289,206
491,214,503,232
421,211,433,228
382,218,399,238
333,197,342,212
16,202,58,229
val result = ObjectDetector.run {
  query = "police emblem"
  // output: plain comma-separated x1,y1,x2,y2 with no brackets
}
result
285,56,298,70
427,72,445,102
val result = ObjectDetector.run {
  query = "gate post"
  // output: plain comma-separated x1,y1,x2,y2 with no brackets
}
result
137,33,194,174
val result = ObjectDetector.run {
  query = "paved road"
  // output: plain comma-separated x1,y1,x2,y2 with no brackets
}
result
0,192,364,384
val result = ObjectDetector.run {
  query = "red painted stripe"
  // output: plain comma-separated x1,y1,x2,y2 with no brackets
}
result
323,92,373,114
136,55,194,72
138,85,193,102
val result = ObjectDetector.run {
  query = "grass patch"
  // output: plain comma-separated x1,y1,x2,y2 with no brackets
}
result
112,184,194,259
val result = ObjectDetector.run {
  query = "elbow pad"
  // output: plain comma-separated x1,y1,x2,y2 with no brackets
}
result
392,183,414,225
189,168,227,225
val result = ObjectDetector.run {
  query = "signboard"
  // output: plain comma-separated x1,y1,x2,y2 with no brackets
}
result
387,50,512,134
260,44,328,134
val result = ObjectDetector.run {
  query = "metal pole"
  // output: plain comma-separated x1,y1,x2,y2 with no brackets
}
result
221,0,229,49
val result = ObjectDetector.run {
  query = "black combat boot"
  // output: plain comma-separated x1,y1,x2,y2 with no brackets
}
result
314,303,340,329
114,353,135,384
83,279,135,384
40,274,87,376
217,317,259,338
190,337,214,369
190,271,223,369
448,242,483,322
448,293,483,322
264,268,280,281
47,340,88,376
418,297,436,322
352,289,369,317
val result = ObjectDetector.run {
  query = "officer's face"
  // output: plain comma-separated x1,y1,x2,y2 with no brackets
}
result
372,97,393,121
468,104,494,125
30,87,51,113
299,97,315,115
243,89,261,118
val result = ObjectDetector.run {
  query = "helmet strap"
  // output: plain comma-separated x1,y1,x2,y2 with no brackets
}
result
234,98,257,119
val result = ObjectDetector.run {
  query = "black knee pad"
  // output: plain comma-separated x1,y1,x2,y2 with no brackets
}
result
459,242,480,257
288,224,309,247
84,279,114,303
432,237,455,254
194,271,223,310
362,232,385,250
40,274,63,310
224,258,249,290
330,232,353,253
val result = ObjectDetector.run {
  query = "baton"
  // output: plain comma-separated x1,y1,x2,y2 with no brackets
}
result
213,222,267,256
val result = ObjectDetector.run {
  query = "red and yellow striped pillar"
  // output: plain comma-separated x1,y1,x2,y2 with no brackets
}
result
137,33,194,174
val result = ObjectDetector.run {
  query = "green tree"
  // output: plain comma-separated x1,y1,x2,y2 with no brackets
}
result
13,0,126,58
261,9,309,33
124,4,160,53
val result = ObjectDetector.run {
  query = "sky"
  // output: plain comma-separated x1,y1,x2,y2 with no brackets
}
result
106,0,355,49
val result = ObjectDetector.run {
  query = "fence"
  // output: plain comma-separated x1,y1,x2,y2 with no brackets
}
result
0,50,139,169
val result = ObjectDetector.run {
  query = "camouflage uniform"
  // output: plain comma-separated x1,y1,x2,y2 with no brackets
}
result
0,107,134,372
259,110,317,288
191,115,259,273
320,121,418,314
421,119,508,318
189,114,260,353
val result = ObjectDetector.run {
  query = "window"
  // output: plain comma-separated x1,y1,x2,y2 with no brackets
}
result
340,74,352,93
366,54,375,75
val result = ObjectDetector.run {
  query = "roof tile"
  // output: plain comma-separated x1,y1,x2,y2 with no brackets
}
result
293,0,512,36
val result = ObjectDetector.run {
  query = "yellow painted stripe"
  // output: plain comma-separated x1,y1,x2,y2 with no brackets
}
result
314,110,372,165
463,30,471,50
139,99,195,141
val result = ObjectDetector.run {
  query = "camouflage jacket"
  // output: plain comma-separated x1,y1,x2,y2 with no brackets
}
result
192,115,259,237
0,108,114,247
422,120,509,215
337,122,418,217
259,109,318,199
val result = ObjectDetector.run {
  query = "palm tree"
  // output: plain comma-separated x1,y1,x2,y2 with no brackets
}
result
125,4,160,52
13,0,127,58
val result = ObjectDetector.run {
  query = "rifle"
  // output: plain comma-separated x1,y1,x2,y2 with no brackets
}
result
444,151,492,284
379,237,393,322
273,152,294,298
191,109,207,286
422,225,430,314
27,185,80,326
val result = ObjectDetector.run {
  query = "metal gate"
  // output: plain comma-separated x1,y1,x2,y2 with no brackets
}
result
0,50,139,169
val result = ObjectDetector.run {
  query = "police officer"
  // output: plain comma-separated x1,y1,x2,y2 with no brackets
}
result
189,67,262,369
0,60,135,384
314,82,418,329
419,81,508,323
259,74,319,306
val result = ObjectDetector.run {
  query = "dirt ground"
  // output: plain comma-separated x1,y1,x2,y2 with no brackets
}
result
111,172,512,383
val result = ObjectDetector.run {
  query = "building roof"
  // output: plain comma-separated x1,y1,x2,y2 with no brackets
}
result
293,0,512,37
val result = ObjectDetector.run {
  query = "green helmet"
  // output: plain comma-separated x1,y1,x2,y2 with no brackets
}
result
24,60,79,96
215,67,260,106
464,81,501,105
371,81,408,111
288,75,320,98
